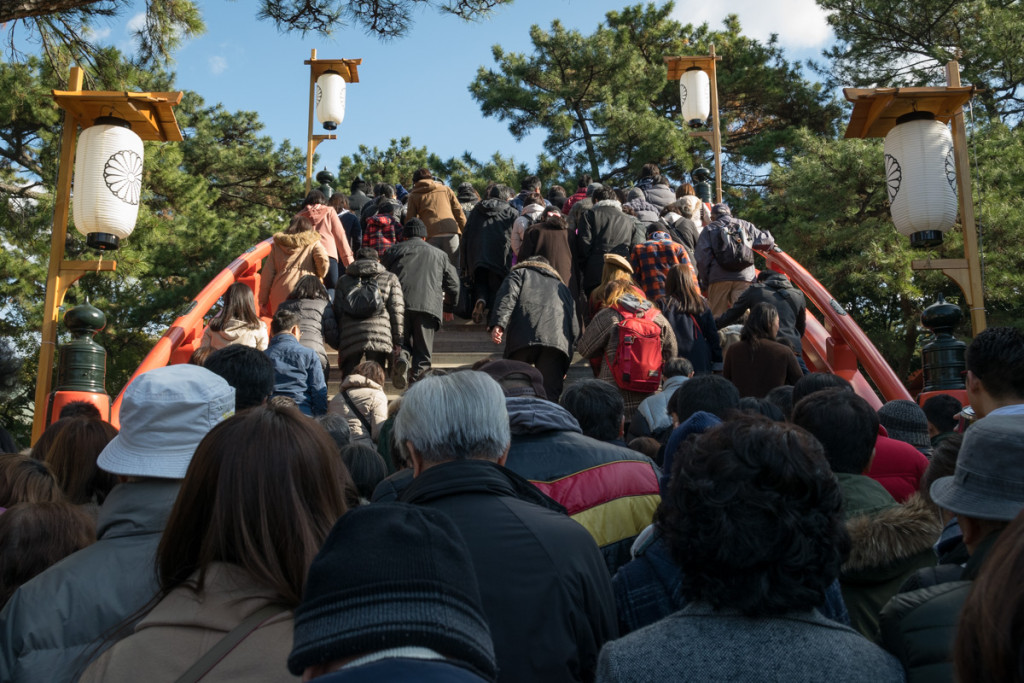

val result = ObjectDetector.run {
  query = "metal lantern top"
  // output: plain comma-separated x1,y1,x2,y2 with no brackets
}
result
843,86,976,139
51,89,184,141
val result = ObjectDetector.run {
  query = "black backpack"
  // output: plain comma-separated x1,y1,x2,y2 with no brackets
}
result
341,275,383,318
711,220,756,272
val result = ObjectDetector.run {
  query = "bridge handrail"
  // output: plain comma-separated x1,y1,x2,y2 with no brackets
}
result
109,238,273,427
758,246,912,405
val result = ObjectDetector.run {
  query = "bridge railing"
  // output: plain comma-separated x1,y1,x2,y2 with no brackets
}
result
757,246,911,408
109,238,272,427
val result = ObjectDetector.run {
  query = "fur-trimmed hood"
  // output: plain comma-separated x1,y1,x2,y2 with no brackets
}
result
272,229,321,251
594,199,623,210
512,259,564,283
842,494,942,576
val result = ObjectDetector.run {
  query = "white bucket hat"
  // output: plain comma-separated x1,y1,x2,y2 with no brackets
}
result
98,364,235,479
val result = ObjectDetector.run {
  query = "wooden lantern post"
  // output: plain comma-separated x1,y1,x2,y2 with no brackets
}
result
843,60,986,336
304,49,361,193
32,67,183,443
664,45,724,203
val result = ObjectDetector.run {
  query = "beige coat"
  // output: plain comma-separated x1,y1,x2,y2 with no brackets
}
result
297,203,354,266
327,373,388,444
80,562,297,683
259,230,329,315
406,179,467,238
199,318,269,351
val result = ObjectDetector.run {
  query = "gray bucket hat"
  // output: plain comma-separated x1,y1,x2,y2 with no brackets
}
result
930,413,1024,521
98,364,235,479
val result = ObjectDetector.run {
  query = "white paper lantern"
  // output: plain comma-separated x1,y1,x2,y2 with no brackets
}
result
883,112,958,248
315,71,347,131
679,67,711,128
72,117,144,251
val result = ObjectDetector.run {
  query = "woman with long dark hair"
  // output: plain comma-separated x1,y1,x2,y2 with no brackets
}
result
41,417,118,515
276,275,339,380
656,264,721,375
80,404,349,682
200,282,268,351
722,302,802,398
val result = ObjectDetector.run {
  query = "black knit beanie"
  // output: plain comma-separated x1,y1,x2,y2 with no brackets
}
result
404,217,428,238
287,503,497,680
878,399,932,451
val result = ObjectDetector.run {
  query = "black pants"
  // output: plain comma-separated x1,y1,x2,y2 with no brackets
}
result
473,267,506,313
508,346,570,402
324,258,340,293
404,311,440,380
340,350,390,377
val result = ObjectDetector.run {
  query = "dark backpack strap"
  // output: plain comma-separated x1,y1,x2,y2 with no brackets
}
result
342,390,374,435
174,604,284,683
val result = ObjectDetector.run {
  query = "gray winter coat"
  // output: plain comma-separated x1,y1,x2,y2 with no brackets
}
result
276,297,339,369
490,260,579,358
333,259,405,360
642,183,676,212
597,602,904,682
694,215,775,287
381,237,459,320
0,480,180,683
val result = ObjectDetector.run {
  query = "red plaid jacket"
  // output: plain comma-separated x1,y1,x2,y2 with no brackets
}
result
629,233,694,301
364,214,400,257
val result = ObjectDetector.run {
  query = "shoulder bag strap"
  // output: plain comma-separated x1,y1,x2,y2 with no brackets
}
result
342,389,374,435
689,314,703,340
174,604,284,683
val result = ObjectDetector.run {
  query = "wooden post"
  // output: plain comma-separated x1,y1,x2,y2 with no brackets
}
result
32,67,117,442
305,48,317,194
708,44,723,203
945,61,987,336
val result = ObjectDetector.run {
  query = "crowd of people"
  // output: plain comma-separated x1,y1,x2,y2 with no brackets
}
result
1,165,1022,682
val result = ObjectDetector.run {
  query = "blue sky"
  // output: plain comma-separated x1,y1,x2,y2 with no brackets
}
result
97,0,834,176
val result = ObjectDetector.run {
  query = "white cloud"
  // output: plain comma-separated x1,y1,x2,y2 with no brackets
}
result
126,12,147,33
209,56,228,75
82,26,111,40
673,0,832,50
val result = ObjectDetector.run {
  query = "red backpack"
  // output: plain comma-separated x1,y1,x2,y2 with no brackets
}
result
606,305,663,394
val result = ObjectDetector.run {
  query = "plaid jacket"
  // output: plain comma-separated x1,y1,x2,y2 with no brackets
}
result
629,232,694,301
363,214,401,257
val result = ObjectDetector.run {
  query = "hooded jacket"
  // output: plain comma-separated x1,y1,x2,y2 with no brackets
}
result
489,260,578,358
327,373,388,444
460,198,519,277
79,562,296,683
629,374,689,440
716,271,807,355
399,459,617,683
695,214,775,287
575,294,678,421
511,202,545,254
297,203,354,266
641,182,677,212
381,237,459,321
576,200,646,294
333,259,405,359
0,480,181,683
259,230,330,315
406,180,466,238
837,486,943,643
200,318,269,351
504,396,661,574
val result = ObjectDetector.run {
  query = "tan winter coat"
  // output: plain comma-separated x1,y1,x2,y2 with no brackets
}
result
406,179,467,238
199,318,269,351
327,373,389,444
297,203,354,266
80,562,297,683
259,230,329,315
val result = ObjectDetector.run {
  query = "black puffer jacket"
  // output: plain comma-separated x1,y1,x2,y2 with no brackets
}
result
333,259,404,360
716,271,806,355
576,200,645,294
381,237,459,320
399,459,617,683
490,261,579,358
460,198,518,277
276,297,339,369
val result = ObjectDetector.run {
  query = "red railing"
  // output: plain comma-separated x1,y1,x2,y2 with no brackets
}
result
109,238,272,427
758,246,912,408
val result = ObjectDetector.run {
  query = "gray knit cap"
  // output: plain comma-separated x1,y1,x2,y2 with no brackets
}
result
877,399,932,451
288,503,497,679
